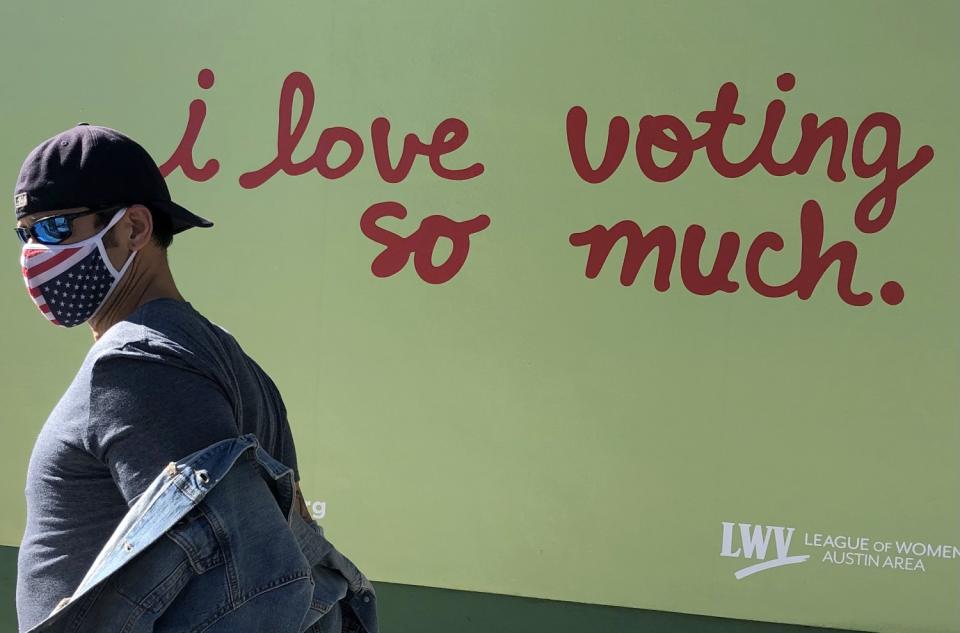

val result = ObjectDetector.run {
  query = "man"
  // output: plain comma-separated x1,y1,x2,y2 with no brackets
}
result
13,123,308,631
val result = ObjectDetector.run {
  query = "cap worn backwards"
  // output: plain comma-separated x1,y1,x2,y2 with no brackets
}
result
13,123,213,234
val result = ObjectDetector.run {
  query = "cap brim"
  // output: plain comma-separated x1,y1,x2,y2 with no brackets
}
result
149,200,214,235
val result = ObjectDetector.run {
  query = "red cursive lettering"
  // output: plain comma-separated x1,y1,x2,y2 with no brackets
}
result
360,201,490,284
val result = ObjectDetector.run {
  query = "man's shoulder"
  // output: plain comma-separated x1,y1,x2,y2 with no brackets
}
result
86,298,228,369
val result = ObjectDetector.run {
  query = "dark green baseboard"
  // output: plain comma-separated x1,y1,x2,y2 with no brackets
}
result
0,546,859,633
375,582,860,633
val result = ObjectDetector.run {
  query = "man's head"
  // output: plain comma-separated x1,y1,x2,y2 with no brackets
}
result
13,124,213,329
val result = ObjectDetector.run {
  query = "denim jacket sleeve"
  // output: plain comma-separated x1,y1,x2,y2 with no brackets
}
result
23,434,378,633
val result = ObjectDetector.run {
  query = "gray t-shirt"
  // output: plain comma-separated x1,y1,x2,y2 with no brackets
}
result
16,297,300,632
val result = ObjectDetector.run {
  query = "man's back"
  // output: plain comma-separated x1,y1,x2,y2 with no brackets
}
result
16,297,300,631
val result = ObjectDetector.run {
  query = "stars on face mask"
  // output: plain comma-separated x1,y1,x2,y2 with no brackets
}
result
39,249,116,326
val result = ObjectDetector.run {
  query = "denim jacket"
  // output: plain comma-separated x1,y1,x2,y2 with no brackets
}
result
24,434,379,633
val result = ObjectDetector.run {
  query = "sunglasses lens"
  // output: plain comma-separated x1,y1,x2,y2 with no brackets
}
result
34,217,70,244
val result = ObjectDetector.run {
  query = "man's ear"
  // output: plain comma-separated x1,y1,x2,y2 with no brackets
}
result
126,204,154,251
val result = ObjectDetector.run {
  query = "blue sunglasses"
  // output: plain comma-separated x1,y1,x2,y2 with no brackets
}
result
14,204,126,245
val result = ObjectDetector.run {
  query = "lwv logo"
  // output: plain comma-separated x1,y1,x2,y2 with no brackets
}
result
720,521,810,579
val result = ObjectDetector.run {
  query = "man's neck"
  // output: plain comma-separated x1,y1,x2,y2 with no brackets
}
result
89,254,184,341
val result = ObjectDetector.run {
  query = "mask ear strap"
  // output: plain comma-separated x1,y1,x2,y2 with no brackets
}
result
98,239,137,279
114,248,137,279
95,207,134,278
91,207,137,276
89,247,138,323
66,206,129,250
97,206,129,236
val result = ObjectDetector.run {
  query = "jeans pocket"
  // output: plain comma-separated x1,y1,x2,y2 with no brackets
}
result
65,535,197,633
163,506,224,574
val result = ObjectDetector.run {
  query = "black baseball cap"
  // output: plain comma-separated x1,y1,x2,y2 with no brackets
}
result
13,123,213,234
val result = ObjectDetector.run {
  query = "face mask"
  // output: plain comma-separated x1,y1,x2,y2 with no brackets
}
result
20,207,137,327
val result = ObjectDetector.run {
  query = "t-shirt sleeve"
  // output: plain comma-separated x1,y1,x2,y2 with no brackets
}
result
244,352,300,481
86,355,241,506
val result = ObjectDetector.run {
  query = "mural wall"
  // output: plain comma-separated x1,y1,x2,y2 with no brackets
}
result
1,2,957,632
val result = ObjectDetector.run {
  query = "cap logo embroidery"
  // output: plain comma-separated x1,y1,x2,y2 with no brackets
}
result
14,193,27,209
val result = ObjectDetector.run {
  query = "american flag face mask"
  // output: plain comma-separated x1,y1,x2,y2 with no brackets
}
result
19,207,137,327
